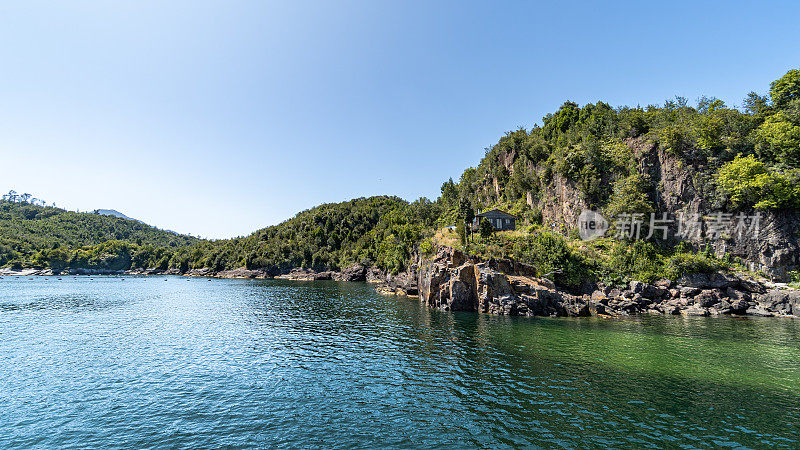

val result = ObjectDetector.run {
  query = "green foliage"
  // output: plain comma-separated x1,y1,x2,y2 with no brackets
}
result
479,217,494,239
789,271,800,289
0,196,430,275
619,107,650,137
659,125,688,155
458,198,474,224
419,238,434,256
0,200,198,269
455,222,467,247
756,114,800,164
770,69,800,109
502,231,591,287
604,240,665,283
228,196,428,274
716,154,800,209
663,252,727,281
580,239,728,285
605,173,654,218
695,99,726,150
743,91,770,115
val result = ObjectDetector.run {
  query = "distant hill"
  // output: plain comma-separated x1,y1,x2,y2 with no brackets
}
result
0,200,200,270
94,209,137,222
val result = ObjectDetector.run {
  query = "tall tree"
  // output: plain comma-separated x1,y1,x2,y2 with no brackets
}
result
770,69,800,109
458,198,474,242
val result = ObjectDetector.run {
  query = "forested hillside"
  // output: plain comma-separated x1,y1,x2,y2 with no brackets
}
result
173,196,438,274
3,69,799,280
0,195,439,274
0,199,198,270
438,69,800,220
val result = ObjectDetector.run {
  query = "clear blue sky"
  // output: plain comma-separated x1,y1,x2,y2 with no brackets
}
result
2,1,799,238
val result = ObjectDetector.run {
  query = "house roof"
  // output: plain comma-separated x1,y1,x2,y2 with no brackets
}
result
475,209,518,219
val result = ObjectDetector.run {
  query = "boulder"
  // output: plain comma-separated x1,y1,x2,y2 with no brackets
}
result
695,289,721,308
591,290,608,304
477,268,514,312
680,286,701,297
726,287,751,303
683,306,710,317
539,278,556,290
729,298,749,314
756,290,800,316
339,264,367,282
654,278,673,289
678,272,733,289
216,267,268,279
746,306,775,317
629,281,645,294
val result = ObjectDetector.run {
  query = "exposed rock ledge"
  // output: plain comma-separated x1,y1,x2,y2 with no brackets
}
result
406,246,800,318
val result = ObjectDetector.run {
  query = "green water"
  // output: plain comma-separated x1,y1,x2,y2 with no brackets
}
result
1,276,798,448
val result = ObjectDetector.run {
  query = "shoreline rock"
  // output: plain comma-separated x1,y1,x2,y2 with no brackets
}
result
410,246,800,319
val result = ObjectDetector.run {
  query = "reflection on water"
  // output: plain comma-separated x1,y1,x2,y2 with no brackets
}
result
1,276,799,448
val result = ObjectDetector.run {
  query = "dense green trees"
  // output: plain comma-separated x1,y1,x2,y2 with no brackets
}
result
175,196,433,275
456,70,800,220
0,199,198,269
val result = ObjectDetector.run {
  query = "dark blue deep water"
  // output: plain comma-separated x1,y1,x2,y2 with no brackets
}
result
2,276,800,448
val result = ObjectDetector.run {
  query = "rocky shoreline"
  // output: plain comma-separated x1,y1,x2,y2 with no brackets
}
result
409,246,800,319
3,247,799,319
0,265,379,281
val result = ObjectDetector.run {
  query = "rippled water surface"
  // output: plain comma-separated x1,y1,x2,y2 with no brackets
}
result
2,276,800,448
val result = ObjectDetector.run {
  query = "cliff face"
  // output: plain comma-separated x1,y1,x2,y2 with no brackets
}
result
414,246,589,316
486,138,799,279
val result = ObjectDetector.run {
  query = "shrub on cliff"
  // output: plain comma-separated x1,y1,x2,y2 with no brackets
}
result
603,240,665,284
716,154,800,209
664,252,727,281
756,114,800,165
605,173,654,218
506,231,591,287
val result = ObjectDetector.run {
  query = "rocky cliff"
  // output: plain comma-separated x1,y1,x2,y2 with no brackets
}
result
485,137,799,279
411,245,800,318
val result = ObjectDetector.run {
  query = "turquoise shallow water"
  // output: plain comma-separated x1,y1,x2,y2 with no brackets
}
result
1,276,800,448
